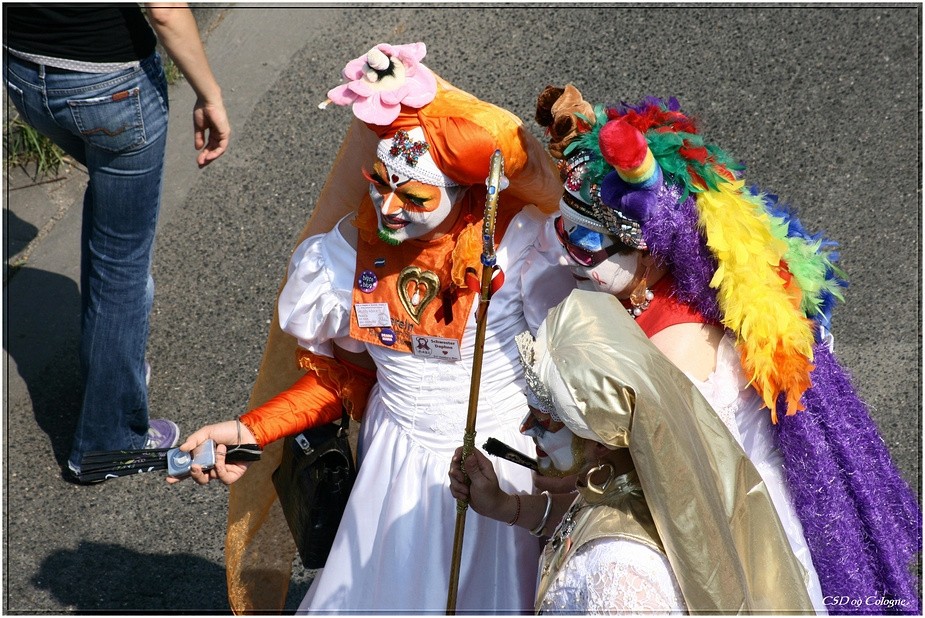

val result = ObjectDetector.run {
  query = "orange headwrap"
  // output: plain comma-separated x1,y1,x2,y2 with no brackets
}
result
367,76,562,214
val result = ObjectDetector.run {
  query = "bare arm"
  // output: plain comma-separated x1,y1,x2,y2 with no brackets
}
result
145,3,230,167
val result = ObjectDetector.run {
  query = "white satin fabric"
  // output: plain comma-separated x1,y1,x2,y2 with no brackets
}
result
690,335,827,614
280,206,575,613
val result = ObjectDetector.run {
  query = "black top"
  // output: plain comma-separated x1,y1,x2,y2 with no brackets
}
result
3,4,156,63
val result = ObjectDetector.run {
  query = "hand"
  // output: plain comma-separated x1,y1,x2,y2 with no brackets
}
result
193,98,230,168
448,446,515,523
144,5,231,168
166,419,255,486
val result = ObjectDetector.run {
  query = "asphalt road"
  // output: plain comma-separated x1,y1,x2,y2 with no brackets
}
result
3,5,920,613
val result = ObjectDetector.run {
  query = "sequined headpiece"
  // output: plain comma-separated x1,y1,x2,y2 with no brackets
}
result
374,127,460,188
558,151,647,250
514,331,559,420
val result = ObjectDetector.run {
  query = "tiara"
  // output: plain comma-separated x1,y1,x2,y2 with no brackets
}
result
515,331,559,419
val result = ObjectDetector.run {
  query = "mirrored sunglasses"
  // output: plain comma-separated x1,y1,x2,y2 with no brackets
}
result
554,216,625,267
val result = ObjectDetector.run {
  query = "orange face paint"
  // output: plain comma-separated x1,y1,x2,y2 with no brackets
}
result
364,158,464,243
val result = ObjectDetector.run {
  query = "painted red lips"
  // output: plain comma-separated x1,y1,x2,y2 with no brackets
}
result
382,213,409,229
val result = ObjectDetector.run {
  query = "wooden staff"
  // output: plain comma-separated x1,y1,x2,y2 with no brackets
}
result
446,150,505,613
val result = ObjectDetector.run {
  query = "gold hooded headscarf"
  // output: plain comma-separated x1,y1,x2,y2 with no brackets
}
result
533,289,815,613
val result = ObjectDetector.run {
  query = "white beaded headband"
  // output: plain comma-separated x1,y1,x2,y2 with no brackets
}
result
375,127,459,188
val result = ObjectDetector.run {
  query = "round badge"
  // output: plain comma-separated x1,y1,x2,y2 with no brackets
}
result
378,328,396,346
358,270,378,293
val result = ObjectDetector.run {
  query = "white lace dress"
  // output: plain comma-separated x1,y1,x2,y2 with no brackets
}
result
278,206,575,613
540,536,686,614
539,336,827,615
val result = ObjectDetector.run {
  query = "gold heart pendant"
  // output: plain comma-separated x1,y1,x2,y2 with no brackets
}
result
397,266,441,324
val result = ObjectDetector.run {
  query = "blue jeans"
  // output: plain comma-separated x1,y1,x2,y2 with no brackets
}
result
4,52,169,470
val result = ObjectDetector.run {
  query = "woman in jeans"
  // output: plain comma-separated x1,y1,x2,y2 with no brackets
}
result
3,3,230,483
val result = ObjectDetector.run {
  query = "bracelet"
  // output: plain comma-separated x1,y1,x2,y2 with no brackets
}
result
506,494,522,526
226,416,243,454
530,491,553,537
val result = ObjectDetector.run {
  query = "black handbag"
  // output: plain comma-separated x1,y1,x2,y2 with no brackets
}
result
272,407,356,569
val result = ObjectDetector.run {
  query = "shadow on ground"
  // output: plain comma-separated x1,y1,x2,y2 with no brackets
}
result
28,541,230,614
3,265,82,469
3,208,38,264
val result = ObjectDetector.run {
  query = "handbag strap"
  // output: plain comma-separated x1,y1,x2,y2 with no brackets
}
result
336,405,350,437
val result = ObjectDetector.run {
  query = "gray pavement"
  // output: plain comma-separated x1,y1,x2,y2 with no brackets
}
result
3,5,921,614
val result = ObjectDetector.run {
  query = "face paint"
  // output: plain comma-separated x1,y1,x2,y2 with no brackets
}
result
556,219,643,297
366,160,462,243
520,407,586,477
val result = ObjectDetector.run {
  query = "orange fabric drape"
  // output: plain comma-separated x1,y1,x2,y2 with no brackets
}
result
225,117,379,614
238,352,375,448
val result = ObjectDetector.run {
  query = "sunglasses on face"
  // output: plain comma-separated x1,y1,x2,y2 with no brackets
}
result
554,216,626,267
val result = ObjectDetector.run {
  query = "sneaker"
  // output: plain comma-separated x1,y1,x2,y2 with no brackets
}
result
145,418,180,449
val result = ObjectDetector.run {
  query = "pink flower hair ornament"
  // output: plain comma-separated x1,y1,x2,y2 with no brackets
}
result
323,43,438,126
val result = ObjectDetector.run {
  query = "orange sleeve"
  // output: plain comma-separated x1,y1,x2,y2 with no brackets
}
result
239,350,377,447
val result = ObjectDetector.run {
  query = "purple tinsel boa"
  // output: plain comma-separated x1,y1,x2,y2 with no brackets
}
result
642,189,721,322
777,344,922,614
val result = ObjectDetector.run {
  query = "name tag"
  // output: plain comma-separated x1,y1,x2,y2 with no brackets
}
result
355,303,392,328
411,335,462,362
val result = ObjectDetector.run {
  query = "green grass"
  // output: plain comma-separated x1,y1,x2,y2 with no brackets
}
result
4,116,66,180
163,56,182,85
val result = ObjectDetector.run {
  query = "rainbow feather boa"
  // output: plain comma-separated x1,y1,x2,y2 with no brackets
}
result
607,97,916,612
579,98,848,420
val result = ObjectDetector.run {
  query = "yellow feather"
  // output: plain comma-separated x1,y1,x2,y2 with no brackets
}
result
696,182,815,418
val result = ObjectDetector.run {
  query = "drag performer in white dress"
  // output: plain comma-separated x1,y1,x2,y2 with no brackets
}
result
285,205,570,612
171,43,574,613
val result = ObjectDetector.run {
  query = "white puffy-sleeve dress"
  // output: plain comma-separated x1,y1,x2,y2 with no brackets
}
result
278,206,575,613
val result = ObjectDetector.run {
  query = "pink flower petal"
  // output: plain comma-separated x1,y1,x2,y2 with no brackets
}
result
411,68,437,90
348,80,376,97
378,85,410,105
400,72,437,107
394,42,427,64
341,57,368,80
401,91,436,108
353,95,400,125
327,84,358,106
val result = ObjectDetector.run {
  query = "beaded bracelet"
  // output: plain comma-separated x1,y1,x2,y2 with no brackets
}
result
530,491,553,537
506,494,522,526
